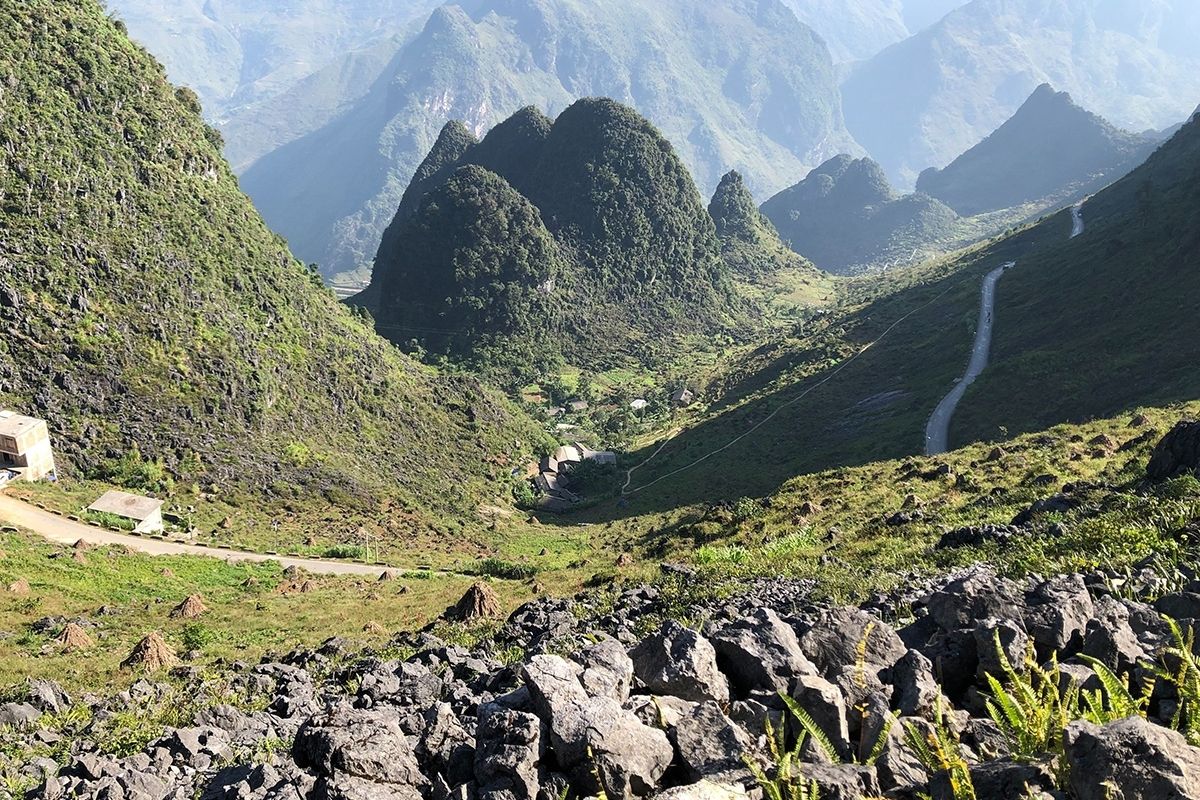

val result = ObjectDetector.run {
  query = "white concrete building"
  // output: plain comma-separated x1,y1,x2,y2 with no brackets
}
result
0,410,57,483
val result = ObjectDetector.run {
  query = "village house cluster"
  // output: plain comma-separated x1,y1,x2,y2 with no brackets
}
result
531,442,616,511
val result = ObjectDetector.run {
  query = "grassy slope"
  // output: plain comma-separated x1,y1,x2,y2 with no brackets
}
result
6,399,1196,695
0,526,525,691
638,401,1199,604
0,1,547,545
953,116,1200,442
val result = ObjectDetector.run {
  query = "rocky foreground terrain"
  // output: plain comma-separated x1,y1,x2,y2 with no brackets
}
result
5,564,1200,799
7,424,1200,800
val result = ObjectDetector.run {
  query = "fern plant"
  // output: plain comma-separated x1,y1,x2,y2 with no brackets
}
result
744,715,821,800
1076,654,1153,723
903,697,976,800
779,693,895,766
983,645,1076,761
1152,617,1200,745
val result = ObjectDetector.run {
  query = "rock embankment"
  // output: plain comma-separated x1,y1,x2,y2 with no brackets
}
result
9,558,1200,800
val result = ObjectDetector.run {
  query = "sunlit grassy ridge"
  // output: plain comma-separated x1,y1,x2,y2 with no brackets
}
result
0,0,548,541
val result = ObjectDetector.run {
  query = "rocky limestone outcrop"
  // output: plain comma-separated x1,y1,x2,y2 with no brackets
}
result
15,560,1200,800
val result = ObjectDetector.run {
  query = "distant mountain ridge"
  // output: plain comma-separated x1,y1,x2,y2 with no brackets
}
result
842,0,1200,186
916,84,1163,216
103,0,438,122
238,0,858,279
761,154,958,273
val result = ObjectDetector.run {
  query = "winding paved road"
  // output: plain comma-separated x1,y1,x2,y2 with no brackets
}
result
924,262,1015,455
0,494,394,577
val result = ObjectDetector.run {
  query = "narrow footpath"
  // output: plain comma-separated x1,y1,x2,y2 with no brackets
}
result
0,493,394,577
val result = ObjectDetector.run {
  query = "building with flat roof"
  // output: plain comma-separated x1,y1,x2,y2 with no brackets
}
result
0,410,56,483
87,490,165,534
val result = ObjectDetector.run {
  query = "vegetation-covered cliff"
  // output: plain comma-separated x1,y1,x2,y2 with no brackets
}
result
0,0,543,523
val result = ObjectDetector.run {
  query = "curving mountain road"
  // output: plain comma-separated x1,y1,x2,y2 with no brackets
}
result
924,262,1015,455
0,494,395,577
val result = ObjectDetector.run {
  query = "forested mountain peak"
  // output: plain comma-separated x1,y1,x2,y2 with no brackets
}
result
369,99,740,383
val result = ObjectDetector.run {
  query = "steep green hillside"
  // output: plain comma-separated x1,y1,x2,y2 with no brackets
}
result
843,0,1200,186
761,155,960,273
598,117,1199,518
374,166,567,385
917,84,1160,216
708,170,821,280
953,115,1200,442
240,0,857,279
0,0,543,528
370,100,742,382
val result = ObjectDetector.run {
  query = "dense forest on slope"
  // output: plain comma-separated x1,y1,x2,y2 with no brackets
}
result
917,84,1162,216
0,0,543,523
239,0,856,279
761,155,959,273
373,166,568,383
368,100,743,385
708,170,823,279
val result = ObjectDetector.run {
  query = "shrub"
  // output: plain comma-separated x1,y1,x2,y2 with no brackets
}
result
179,622,217,652
472,557,537,580
323,544,367,560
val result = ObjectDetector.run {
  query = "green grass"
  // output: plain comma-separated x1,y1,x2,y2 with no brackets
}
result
595,401,1200,605
0,528,540,692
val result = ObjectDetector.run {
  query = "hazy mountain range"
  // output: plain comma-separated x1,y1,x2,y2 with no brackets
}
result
103,0,439,122
107,0,1200,277
917,84,1164,216
237,0,857,278
843,0,1200,186
780,0,968,62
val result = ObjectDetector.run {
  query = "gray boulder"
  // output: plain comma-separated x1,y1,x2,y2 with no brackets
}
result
1082,596,1148,672
1023,574,1094,655
927,570,1023,633
1065,717,1200,799
651,781,749,800
293,707,426,791
890,649,941,718
798,607,906,680
710,608,816,695
475,706,541,800
672,701,753,780
579,638,634,702
522,654,588,719
973,618,1029,682
791,675,851,760
796,763,880,800
1146,420,1200,480
574,698,674,798
0,702,41,729
156,726,232,770
631,621,729,704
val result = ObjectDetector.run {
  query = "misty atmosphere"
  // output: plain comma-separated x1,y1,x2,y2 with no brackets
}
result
2,2,1200,798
